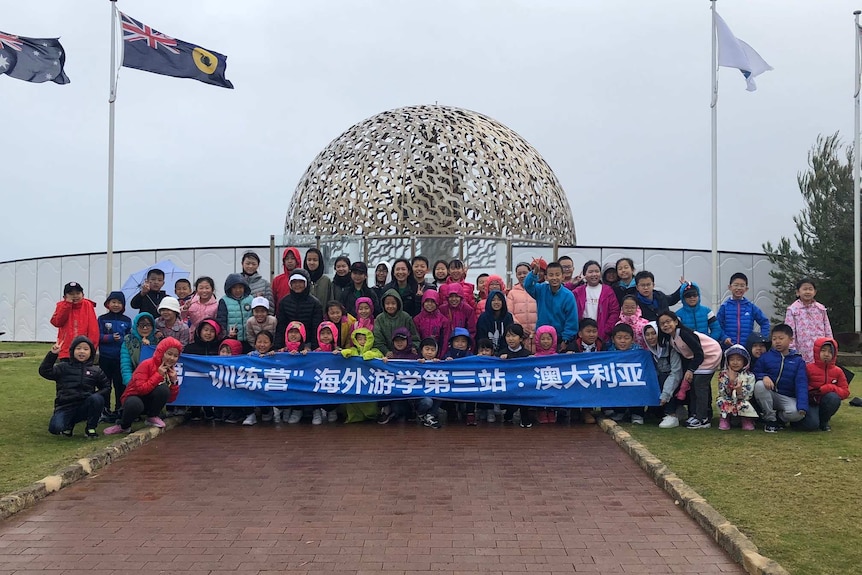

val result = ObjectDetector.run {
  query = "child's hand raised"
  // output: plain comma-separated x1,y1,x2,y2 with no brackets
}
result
50,339,64,354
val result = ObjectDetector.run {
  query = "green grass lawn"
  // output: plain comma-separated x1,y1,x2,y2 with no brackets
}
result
0,343,121,495
621,375,862,575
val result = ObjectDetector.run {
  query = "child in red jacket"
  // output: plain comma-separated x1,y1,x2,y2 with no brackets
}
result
50,282,99,360
103,337,182,434
803,338,849,431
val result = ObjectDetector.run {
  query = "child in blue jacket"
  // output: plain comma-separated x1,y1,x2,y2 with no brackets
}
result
753,324,808,433
97,291,131,418
718,273,770,347
676,283,724,342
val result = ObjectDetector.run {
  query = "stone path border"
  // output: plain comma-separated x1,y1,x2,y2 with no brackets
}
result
0,415,791,575
598,418,791,575
0,417,182,521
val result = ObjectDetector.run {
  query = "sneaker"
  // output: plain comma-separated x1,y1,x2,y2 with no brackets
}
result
658,415,679,429
261,411,273,423
719,417,731,431
466,413,477,426
224,413,242,424
312,409,323,425
327,410,338,423
103,424,131,435
272,407,283,423
99,409,113,423
60,428,74,437
685,418,711,429
287,409,303,424
486,412,496,423
583,411,597,424
684,416,698,427
820,424,832,432
741,418,755,431
630,414,644,425
519,419,534,428
203,407,215,421
146,416,166,429
189,408,203,422
85,428,98,439
610,411,625,422
422,414,442,429
764,421,782,433
537,410,549,424
242,413,258,426
377,410,396,425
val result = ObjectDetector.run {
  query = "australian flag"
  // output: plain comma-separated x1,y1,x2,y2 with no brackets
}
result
0,31,69,84
120,12,233,89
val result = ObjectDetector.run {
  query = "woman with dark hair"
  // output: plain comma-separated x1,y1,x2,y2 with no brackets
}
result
303,248,331,305
329,255,352,303
383,258,421,316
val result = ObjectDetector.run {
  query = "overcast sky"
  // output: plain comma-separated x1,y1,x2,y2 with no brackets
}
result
1,0,858,263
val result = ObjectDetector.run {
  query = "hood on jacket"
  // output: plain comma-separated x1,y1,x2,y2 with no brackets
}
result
812,337,839,368
678,282,702,307
642,321,664,359
286,268,312,296
282,247,302,275
449,326,472,348
534,325,558,355
724,344,751,369
745,332,772,355
420,289,439,309
391,326,413,348
152,337,183,366
224,273,251,298
104,290,126,311
355,296,373,316
219,339,244,355
485,275,506,295
350,327,375,354
195,318,223,341
438,283,463,304
303,247,325,283
285,321,307,342
483,290,509,315
317,321,338,350
68,335,96,364
131,312,156,339
380,288,403,315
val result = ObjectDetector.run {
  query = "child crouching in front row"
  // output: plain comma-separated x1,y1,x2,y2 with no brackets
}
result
716,345,758,430
498,324,534,428
463,338,496,426
642,322,684,429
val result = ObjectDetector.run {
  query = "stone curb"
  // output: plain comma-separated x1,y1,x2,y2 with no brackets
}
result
0,417,182,521
598,419,791,575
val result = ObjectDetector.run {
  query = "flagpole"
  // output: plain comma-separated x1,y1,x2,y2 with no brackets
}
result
107,0,121,293
854,11,861,333
710,0,719,312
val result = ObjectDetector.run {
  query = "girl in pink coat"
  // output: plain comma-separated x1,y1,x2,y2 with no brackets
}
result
507,263,538,353
414,290,448,350
573,260,620,343
617,295,649,349
438,283,477,358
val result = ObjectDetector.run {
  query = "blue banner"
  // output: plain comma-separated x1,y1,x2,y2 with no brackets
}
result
150,349,660,408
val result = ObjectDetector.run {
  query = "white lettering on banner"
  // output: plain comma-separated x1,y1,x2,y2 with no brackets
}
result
556,362,648,389
313,368,342,393
341,368,369,394
368,369,396,395
394,370,424,394
478,368,507,392
235,367,264,391
614,363,647,387
422,370,451,394
534,366,564,390
206,365,302,392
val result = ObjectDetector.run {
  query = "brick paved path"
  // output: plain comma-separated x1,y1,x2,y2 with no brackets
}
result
0,423,744,574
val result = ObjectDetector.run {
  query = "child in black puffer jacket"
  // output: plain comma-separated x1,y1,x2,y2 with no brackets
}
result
38,336,110,438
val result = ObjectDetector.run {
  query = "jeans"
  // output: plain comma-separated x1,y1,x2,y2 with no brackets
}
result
49,393,105,434
689,373,713,420
120,384,170,428
797,392,842,430
753,381,805,423
393,398,438,418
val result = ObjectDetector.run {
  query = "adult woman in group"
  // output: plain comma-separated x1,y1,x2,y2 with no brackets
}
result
329,256,352,303
383,258,421,317
303,248,331,305
506,262,538,353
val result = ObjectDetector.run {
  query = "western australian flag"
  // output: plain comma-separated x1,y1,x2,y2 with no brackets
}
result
120,12,233,89
0,31,69,84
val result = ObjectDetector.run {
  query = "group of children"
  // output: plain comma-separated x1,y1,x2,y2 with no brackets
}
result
40,251,848,437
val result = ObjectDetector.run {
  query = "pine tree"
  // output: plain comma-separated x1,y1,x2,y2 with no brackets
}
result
762,133,857,333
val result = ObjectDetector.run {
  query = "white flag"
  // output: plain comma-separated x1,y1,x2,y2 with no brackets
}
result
714,12,773,92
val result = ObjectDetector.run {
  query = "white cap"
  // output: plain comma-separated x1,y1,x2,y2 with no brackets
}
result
158,296,181,314
251,296,270,310
289,273,307,283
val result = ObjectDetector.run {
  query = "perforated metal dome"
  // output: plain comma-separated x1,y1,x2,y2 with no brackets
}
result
285,105,576,244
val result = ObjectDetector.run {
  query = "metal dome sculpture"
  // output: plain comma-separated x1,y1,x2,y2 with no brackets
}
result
284,105,576,245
